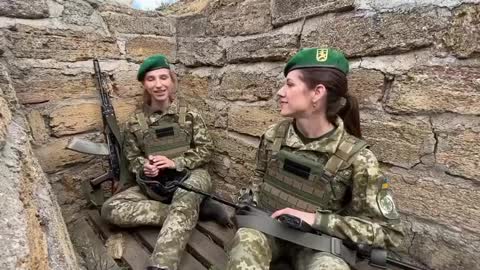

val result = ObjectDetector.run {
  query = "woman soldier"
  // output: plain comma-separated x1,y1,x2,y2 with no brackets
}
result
101,54,214,270
226,48,404,270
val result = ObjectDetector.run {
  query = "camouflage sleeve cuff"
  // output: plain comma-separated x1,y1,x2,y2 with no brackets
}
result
172,157,186,172
131,157,145,174
312,210,334,234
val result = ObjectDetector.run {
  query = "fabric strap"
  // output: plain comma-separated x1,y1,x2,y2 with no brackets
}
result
235,214,358,266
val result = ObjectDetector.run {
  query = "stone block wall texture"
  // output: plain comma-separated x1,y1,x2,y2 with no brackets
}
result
0,0,479,269
0,56,79,269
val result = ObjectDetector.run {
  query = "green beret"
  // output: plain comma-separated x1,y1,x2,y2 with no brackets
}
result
137,54,171,81
284,48,349,76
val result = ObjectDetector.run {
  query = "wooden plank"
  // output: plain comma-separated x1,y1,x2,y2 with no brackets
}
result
187,228,228,270
135,228,208,270
197,204,235,248
196,220,235,249
87,210,116,239
87,210,151,270
132,227,158,250
121,234,151,270
70,218,122,270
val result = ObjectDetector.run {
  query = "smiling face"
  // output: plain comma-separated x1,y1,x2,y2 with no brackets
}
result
277,69,326,118
142,68,175,104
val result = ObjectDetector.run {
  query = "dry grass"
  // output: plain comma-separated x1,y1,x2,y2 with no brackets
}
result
158,0,211,15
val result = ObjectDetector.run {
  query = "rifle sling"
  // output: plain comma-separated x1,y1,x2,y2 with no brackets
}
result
236,214,358,266
105,114,122,145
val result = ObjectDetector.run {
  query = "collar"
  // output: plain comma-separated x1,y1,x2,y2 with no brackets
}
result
283,117,345,155
143,99,179,123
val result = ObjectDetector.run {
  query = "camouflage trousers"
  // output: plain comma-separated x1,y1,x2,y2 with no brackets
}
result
226,228,350,270
101,169,212,270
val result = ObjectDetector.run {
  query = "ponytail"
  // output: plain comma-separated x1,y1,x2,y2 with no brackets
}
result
338,94,361,138
299,68,362,138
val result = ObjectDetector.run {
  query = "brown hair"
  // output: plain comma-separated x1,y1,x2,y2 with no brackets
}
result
299,68,362,138
142,70,178,105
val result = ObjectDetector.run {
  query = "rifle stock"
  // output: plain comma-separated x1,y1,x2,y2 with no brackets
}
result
90,172,112,186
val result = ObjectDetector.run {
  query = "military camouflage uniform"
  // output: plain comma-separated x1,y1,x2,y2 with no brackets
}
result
227,117,404,270
101,101,214,270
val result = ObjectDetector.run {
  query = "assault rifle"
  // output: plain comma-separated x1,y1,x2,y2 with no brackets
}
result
67,59,130,207
176,183,428,270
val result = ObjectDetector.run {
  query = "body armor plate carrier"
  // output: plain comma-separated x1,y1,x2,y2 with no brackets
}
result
133,104,193,201
259,120,368,213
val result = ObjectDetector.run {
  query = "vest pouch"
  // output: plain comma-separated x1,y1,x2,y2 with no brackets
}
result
275,150,325,182
144,122,191,158
262,150,331,212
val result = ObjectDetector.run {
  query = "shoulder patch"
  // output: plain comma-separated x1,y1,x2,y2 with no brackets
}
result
376,178,400,220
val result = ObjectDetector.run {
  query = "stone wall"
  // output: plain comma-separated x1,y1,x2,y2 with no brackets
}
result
0,47,79,269
0,0,479,269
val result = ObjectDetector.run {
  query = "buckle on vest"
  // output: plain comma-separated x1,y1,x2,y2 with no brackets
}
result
330,237,342,256
320,170,335,183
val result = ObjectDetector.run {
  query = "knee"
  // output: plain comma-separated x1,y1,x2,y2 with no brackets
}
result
228,228,272,265
308,252,350,270
100,200,116,224
186,169,212,193
100,196,127,226
170,169,212,208
231,228,269,249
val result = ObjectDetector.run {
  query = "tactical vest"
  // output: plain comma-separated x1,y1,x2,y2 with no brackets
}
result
132,104,194,201
259,120,367,213
133,104,192,159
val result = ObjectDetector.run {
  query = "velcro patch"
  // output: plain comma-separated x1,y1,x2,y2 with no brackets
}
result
376,190,400,220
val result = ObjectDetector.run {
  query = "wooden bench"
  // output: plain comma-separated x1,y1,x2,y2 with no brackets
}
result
74,211,407,270
84,210,235,270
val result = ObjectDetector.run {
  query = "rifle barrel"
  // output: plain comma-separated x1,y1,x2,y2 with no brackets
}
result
93,59,113,112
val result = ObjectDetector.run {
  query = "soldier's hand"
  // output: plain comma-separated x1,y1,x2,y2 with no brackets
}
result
149,155,175,169
271,208,315,226
144,160,159,177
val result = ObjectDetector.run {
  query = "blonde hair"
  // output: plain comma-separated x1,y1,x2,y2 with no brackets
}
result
142,70,178,105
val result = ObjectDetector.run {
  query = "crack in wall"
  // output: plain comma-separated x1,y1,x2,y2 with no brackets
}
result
295,16,307,49
445,171,478,183
381,73,394,108
429,116,439,164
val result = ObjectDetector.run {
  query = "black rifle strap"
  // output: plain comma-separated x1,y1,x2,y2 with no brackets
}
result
235,214,358,267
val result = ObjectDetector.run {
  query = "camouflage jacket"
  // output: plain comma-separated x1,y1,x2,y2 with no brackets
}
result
250,117,404,249
123,101,214,174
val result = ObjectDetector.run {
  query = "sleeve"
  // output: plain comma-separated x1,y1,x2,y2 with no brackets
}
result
312,148,405,249
172,111,213,171
123,120,145,175
248,134,269,204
